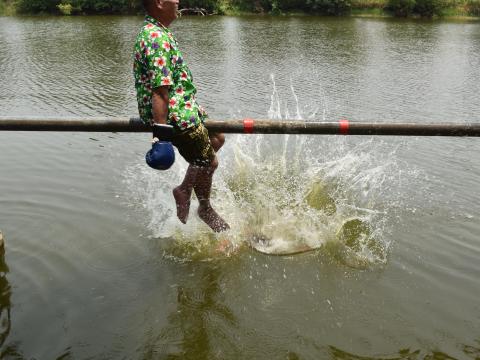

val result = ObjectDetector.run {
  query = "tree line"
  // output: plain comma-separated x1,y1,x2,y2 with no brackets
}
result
1,0,479,17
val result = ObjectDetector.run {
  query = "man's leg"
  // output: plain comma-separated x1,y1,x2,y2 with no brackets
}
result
173,165,199,223
173,131,229,231
195,132,229,232
194,156,230,232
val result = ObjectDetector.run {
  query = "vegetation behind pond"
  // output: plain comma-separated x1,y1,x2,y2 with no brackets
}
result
0,0,479,18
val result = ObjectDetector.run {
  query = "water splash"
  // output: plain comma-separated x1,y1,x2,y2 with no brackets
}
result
268,74,327,122
214,134,399,267
124,79,413,268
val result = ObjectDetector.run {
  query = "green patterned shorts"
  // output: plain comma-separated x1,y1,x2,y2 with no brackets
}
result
171,123,215,167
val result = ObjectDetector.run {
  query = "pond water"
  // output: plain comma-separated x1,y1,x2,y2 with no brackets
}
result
0,15,479,359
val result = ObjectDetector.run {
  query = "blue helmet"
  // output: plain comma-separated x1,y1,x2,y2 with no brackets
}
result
146,141,175,170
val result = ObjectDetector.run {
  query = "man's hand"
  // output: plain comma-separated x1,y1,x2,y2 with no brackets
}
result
152,123,174,142
152,86,170,125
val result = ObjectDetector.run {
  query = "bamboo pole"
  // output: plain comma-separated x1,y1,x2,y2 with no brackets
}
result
0,116,479,136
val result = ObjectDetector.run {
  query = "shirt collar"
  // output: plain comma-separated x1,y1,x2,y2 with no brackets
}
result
144,15,170,32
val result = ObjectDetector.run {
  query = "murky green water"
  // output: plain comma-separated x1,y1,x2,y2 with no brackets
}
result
0,15,479,359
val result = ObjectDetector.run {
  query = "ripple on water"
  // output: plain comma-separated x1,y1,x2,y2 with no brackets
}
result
1,16,480,358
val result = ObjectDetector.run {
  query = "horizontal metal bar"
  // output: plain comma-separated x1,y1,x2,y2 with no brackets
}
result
0,116,479,136
0,116,147,132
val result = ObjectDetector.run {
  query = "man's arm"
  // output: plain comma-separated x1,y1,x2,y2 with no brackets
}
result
152,86,170,125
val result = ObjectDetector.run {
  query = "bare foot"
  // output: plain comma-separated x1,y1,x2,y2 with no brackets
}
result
198,205,230,233
173,187,191,224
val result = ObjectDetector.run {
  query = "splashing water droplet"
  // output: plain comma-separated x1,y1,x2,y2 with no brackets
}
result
124,79,418,268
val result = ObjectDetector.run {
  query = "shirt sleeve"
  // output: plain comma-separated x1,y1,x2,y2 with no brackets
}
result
145,32,174,88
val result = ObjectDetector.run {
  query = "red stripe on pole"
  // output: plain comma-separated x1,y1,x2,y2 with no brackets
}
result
244,118,254,134
339,119,349,135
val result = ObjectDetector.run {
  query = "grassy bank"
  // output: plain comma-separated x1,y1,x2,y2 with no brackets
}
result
350,0,480,18
0,0,479,18
0,0,16,15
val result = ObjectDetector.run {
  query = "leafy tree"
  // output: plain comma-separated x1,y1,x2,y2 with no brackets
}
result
63,0,140,14
275,0,306,10
180,0,218,12
308,0,352,14
466,0,480,15
16,0,59,13
414,0,442,17
386,0,416,16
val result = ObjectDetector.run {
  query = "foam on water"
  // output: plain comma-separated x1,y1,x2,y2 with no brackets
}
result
124,78,414,268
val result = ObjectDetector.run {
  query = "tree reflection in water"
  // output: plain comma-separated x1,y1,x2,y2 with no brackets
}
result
0,244,26,359
138,252,480,360
330,343,480,359
144,260,240,360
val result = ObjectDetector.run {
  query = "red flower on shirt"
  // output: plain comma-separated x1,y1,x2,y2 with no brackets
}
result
180,71,188,80
161,78,172,86
185,101,192,110
169,98,177,107
162,41,171,51
150,31,161,39
153,57,166,67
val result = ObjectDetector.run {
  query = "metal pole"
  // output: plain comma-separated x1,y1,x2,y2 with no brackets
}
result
0,116,479,136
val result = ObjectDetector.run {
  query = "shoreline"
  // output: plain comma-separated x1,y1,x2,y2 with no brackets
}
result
0,8,479,21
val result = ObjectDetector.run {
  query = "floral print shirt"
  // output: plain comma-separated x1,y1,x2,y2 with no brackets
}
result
133,15,207,130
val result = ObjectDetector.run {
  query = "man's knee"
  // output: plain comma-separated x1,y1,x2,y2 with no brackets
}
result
210,133,225,152
216,133,225,147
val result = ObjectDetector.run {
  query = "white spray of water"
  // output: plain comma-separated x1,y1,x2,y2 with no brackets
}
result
124,77,414,267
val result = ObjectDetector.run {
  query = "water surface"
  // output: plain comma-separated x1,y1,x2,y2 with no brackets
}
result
0,15,479,359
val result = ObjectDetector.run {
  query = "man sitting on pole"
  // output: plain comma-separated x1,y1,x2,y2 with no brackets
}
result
133,0,229,232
